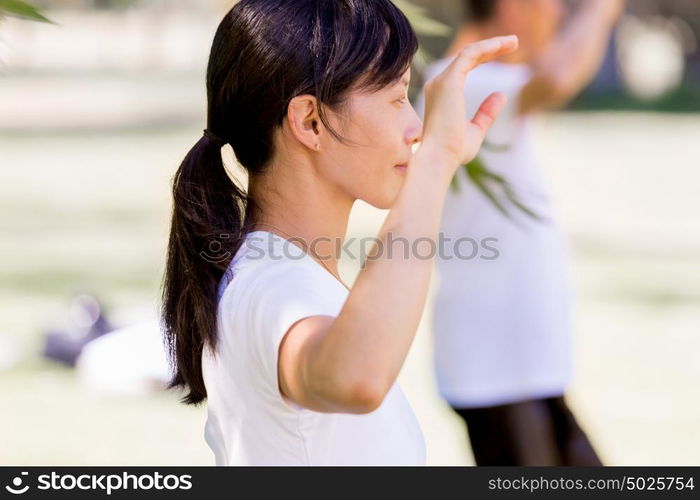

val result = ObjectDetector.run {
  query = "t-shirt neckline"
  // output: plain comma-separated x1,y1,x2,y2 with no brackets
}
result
243,230,350,292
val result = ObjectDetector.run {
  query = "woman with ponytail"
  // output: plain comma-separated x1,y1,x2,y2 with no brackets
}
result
161,0,517,465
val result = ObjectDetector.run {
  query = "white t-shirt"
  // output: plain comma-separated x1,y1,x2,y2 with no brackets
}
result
414,60,574,408
201,230,426,465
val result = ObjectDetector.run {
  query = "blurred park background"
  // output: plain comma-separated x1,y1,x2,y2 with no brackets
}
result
1,0,699,465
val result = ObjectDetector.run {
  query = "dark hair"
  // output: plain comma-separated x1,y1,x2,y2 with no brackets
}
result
161,0,419,406
466,0,498,23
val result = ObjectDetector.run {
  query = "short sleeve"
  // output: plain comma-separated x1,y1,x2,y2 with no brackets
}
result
244,260,346,410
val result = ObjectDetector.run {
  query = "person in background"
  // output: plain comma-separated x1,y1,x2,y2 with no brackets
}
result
414,0,626,465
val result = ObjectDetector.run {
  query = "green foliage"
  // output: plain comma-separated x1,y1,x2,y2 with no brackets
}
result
0,0,53,23
450,149,541,221
394,0,452,38
394,0,452,69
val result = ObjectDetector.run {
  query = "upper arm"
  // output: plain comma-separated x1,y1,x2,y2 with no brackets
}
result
277,314,336,412
247,264,379,415
277,313,383,414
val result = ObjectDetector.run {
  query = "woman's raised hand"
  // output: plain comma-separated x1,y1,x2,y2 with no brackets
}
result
419,35,519,177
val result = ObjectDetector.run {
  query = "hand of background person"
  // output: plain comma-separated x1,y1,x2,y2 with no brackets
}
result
598,0,627,24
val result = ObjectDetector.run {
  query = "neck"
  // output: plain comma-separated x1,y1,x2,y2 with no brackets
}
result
445,23,529,64
247,159,353,277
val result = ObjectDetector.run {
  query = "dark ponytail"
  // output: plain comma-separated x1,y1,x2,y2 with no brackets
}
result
161,130,249,406
161,0,419,406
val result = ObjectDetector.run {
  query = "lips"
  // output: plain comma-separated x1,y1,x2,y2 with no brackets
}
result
395,164,408,171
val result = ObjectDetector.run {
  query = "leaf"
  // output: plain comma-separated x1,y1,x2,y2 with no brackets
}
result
465,160,511,218
0,0,54,23
449,172,460,193
502,183,543,221
454,156,541,221
467,158,506,184
394,0,452,38
481,140,510,153
471,176,510,219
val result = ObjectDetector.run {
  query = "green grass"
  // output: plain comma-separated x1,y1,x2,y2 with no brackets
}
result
569,82,700,113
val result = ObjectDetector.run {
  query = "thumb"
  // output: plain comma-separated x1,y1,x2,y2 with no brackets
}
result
470,92,507,135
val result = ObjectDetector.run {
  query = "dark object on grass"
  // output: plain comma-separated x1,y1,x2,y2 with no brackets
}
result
42,294,114,366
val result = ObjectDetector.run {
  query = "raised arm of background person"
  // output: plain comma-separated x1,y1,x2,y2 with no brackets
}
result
518,0,626,114
278,36,519,415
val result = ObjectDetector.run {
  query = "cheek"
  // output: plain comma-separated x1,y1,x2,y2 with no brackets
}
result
344,118,395,176
333,146,403,208
358,110,394,145
321,140,384,197
349,151,391,194
323,102,405,206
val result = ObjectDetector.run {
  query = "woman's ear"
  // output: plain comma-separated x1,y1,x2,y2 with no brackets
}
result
287,95,323,151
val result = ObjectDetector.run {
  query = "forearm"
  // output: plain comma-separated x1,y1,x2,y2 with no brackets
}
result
294,35,518,412
310,144,453,403
526,0,623,109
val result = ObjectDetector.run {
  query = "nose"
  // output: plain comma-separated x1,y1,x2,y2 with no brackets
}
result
406,107,423,146
406,127,422,149
409,131,422,146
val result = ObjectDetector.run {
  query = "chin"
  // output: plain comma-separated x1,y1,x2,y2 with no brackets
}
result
371,200,393,210
354,172,405,210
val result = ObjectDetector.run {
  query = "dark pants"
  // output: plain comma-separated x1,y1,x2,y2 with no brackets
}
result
453,395,602,466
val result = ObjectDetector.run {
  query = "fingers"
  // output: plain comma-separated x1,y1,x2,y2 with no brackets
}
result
471,92,507,134
448,35,519,77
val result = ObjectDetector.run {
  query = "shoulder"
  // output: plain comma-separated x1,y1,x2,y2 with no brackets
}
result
216,235,347,389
